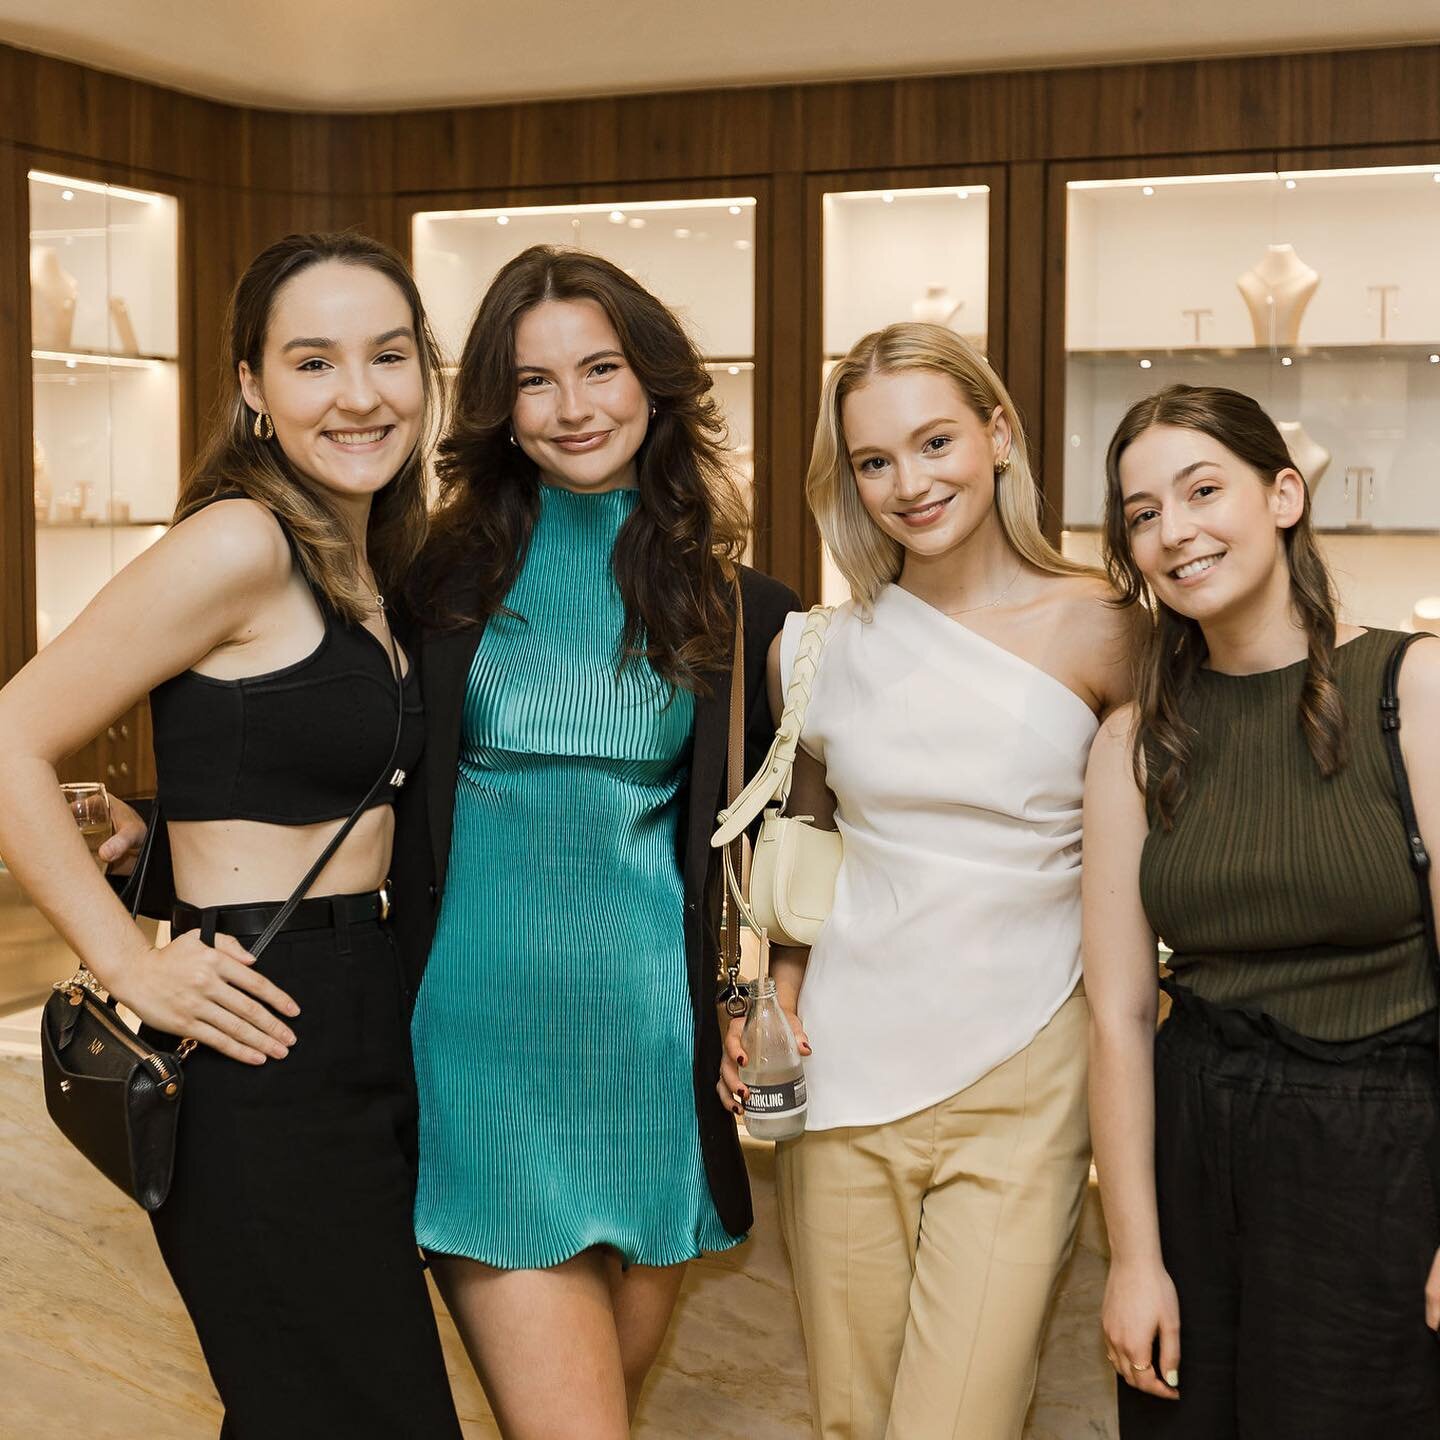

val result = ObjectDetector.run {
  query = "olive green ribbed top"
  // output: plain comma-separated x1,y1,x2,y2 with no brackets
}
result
1141,628,1435,1041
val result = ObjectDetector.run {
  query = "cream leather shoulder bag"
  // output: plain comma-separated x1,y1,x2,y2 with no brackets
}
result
712,605,841,947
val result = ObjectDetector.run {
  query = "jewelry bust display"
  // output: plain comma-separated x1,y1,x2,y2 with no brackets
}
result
1276,420,1331,492
30,245,79,350
1236,244,1319,348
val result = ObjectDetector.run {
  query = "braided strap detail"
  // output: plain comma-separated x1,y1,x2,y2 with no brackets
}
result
711,604,832,847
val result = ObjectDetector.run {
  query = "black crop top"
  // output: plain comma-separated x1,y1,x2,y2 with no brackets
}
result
149,508,424,825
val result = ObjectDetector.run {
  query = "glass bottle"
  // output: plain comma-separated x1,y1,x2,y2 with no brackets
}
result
739,976,807,1140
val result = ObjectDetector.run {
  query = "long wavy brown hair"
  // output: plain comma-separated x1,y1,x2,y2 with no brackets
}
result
411,245,749,689
1103,384,1348,827
176,232,445,623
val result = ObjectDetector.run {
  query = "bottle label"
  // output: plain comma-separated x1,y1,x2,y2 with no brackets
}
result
745,1075,808,1115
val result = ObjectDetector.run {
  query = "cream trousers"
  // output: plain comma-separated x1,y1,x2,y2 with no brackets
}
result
775,989,1091,1440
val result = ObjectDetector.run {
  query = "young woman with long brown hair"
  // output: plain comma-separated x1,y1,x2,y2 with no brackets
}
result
0,232,463,1436
717,322,1133,1438
392,244,797,1439
1084,384,1440,1437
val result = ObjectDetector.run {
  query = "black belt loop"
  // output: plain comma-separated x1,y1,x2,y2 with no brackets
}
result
199,909,219,947
335,907,354,957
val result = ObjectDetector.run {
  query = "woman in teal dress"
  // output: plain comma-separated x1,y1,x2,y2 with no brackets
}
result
399,246,797,1438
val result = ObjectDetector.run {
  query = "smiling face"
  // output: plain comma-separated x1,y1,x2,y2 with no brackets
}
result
841,368,1009,560
1116,423,1305,623
238,260,424,503
511,298,649,493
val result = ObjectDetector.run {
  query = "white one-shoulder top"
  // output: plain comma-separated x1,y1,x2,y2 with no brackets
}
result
778,584,1099,1130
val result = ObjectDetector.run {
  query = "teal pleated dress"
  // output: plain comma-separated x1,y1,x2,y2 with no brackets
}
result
411,482,739,1269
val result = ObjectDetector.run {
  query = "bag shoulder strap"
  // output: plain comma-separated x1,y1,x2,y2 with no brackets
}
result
712,604,832,848
1379,632,1439,984
249,615,407,957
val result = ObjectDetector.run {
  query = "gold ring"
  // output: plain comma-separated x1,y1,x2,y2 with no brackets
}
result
1130,1361,1152,1373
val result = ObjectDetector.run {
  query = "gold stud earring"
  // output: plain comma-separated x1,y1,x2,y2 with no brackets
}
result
994,454,1011,475
253,411,274,441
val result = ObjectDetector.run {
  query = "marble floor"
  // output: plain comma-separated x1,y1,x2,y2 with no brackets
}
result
0,1028,1116,1438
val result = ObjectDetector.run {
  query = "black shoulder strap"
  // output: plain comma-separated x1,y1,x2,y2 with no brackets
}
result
248,616,405,957
1379,634,1439,1024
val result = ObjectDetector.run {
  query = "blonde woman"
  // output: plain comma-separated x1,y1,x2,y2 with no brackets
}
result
719,323,1132,1438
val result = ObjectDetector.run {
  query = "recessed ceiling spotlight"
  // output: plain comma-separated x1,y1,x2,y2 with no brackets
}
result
1430,353,1440,364
1139,358,1153,369
1281,356,1294,366
495,215,509,226
728,205,741,215
734,239,751,250
1142,186,1156,197
1285,179,1297,189
61,189,74,201
728,366,740,375
881,192,895,203
628,218,646,228
957,190,969,200
674,227,691,239
609,210,626,224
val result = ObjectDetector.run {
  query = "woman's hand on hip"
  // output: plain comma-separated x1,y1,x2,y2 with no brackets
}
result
1102,1257,1181,1399
1426,1245,1440,1331
111,931,301,1065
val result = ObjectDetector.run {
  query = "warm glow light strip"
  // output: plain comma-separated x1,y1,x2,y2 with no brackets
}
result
416,196,757,222
29,169,166,206
826,185,991,200
32,349,168,370
1071,164,1440,191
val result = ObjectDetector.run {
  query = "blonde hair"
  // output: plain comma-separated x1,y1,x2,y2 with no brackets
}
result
808,323,1097,607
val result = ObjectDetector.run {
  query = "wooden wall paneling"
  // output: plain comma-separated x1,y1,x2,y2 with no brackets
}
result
1001,162,1049,530
0,141,32,685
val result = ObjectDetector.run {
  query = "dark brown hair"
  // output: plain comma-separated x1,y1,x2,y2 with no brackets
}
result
1103,384,1348,826
411,244,749,688
176,232,445,622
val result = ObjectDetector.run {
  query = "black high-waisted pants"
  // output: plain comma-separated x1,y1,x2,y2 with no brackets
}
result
142,905,462,1440
1118,984,1440,1440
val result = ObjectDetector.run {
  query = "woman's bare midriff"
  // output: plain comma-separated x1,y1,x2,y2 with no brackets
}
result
168,807,396,910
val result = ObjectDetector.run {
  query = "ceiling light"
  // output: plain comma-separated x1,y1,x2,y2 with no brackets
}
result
728,366,740,375
728,205,741,215
1139,358,1153,369
1142,186,1155,196
674,227,691,239
628,218,646,228
881,192,895,203
1430,354,1440,364
1281,356,1293,366
734,239,751,250
609,210,625,224
495,215,509,226
956,190,969,200
61,189,74,202
1285,179,1297,189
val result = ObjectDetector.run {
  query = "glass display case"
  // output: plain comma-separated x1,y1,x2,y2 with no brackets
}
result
29,169,179,649
411,196,756,522
1061,164,1440,631
820,185,991,603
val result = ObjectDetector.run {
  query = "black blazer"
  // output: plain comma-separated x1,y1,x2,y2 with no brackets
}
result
390,565,800,1237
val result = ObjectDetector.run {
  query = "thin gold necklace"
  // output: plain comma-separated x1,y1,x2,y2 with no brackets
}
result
941,561,1024,617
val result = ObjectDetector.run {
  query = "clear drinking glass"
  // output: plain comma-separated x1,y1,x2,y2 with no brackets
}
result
739,976,808,1140
62,781,113,865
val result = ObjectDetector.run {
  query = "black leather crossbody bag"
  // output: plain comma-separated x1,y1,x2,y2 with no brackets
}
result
40,622,405,1211
1380,632,1440,1045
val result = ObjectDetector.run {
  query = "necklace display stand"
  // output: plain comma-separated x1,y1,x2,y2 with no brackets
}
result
1236,244,1319,348
30,245,79,350
1276,421,1331,492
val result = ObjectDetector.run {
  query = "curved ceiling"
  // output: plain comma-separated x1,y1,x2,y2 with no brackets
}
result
1,0,1436,112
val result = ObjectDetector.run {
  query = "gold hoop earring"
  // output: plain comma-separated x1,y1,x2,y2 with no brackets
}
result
253,410,274,441
508,430,518,448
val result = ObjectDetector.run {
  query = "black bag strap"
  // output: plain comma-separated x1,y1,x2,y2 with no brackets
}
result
119,616,406,960
248,616,405,957
1379,633,1439,1026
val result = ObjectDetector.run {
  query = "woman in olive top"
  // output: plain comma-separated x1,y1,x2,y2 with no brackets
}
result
1084,384,1440,1438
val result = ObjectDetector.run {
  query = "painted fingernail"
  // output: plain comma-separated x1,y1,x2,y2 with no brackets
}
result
1165,1370,1179,1387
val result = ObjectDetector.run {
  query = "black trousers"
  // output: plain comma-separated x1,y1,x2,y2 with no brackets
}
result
142,908,462,1439
1118,986,1440,1440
